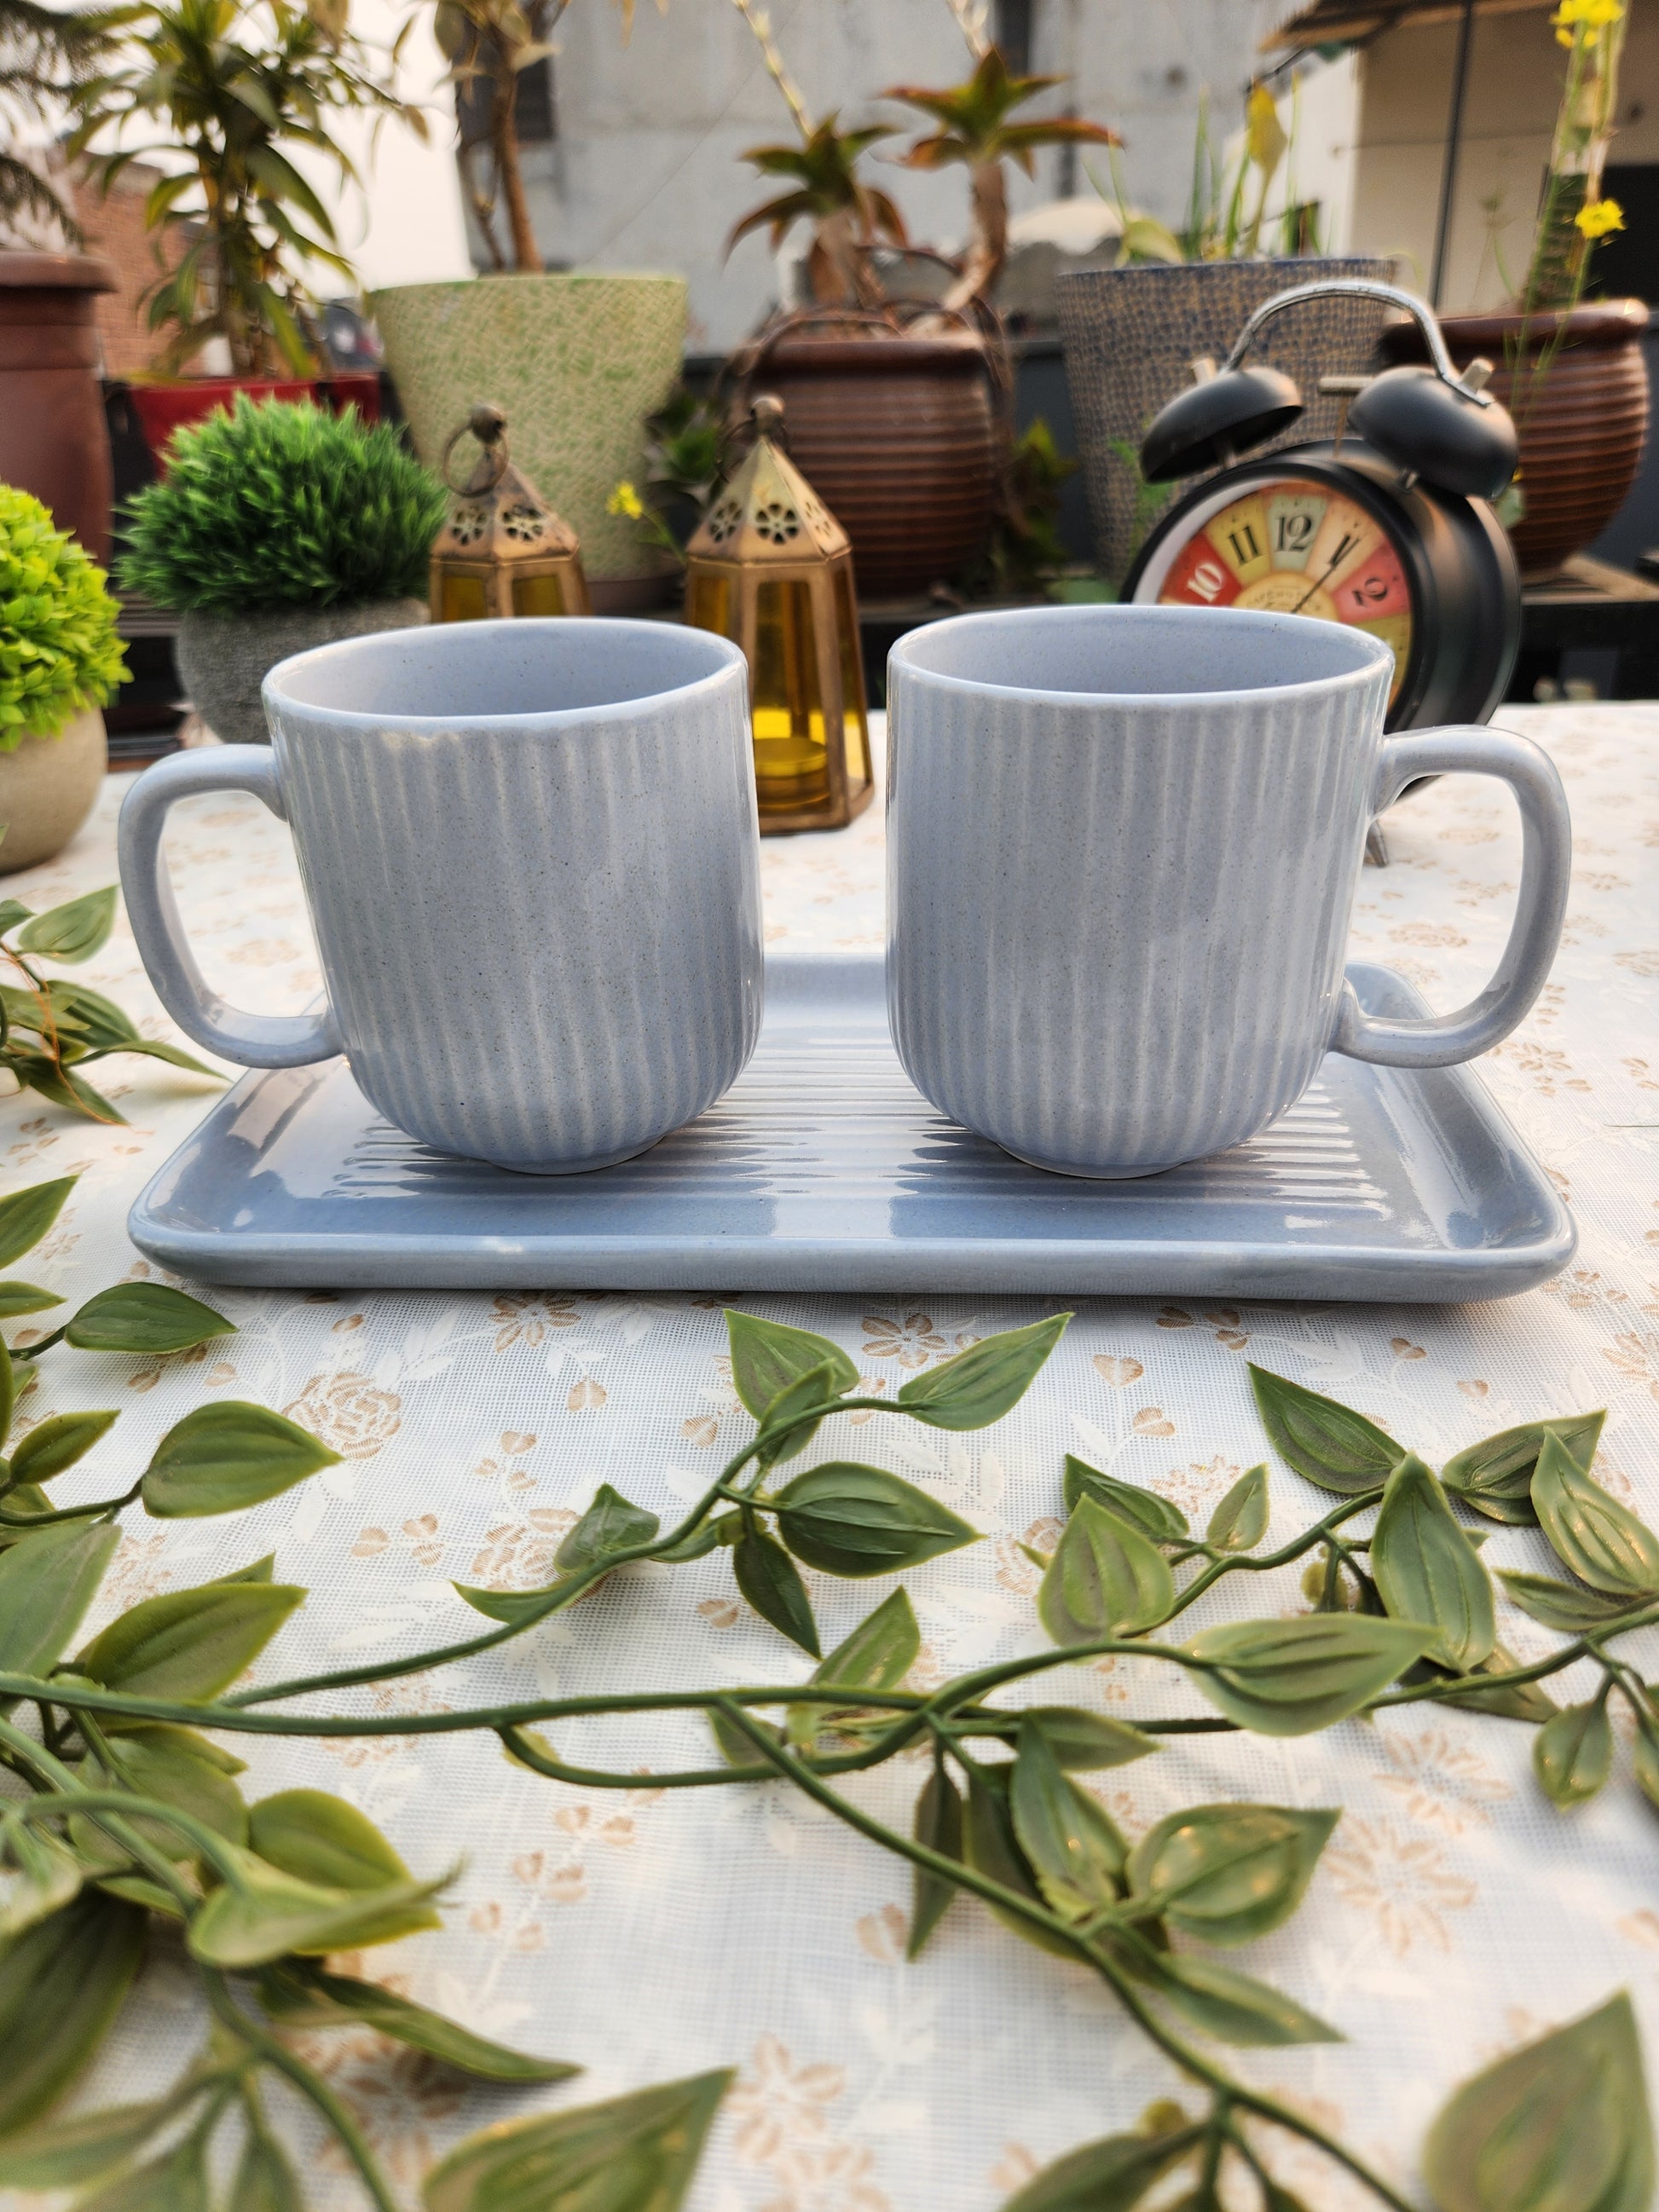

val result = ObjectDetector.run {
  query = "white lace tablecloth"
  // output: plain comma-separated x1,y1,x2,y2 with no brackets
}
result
6,704,1659,2211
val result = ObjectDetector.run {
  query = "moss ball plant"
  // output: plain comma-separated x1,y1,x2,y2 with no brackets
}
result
0,488,128,749
119,396,449,615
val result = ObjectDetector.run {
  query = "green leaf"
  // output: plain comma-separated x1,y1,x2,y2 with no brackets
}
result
726,1310,858,1425
1442,1411,1607,1525
452,1582,568,1625
732,1526,820,1655
1205,1464,1269,1552
1017,1707,1159,1771
1125,1804,1338,1945
65,1283,235,1355
9,1055,124,1124
772,1462,978,1578
77,2128,210,2212
0,1333,13,1447
0,2090,188,2188
14,887,117,964
0,1891,146,2135
142,1401,339,1517
0,899,32,935
1634,1710,1659,1815
1371,1454,1495,1670
1183,1615,1436,1735
1424,1992,1652,2212
1498,1572,1635,1634
812,1585,920,1690
896,1314,1069,1430
229,2128,303,2212
1010,1719,1125,1919
708,1704,781,1770
1534,1699,1613,1809
999,2122,1203,2211
70,1723,249,1876
0,1284,61,1319
962,1767,1078,1959
1248,1365,1402,1493
654,1512,737,1564
1038,1496,1176,1646
1532,1434,1659,1596
1126,1941,1341,2046
188,1844,447,1967
0,1516,119,1686
0,1176,75,1270
77,1580,303,1701
9,1409,118,1487
257,1960,578,2082
0,1824,81,1936
907,1762,962,1961
553,1484,661,1574
1063,1456,1188,1541
754,1357,847,1466
247,1788,442,1945
421,2068,734,2212
1436,1643,1560,1724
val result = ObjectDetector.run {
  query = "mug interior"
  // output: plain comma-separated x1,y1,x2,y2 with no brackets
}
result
891,604,1391,701
267,617,743,722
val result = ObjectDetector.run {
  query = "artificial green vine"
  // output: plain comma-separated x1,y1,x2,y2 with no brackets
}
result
0,1170,1649,2212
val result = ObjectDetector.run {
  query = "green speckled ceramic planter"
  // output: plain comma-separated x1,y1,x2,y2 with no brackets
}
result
369,273,686,584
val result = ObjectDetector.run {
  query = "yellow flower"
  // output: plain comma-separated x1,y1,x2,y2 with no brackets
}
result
606,480,644,520
1575,196,1626,238
1552,0,1622,40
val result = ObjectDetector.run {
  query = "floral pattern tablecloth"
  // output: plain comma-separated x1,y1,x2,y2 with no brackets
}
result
4,704,1659,2211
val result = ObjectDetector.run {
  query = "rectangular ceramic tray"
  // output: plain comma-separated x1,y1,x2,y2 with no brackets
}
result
128,957,1575,1300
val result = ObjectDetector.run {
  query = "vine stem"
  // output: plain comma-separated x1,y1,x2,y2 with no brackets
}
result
712,1701,1419,2212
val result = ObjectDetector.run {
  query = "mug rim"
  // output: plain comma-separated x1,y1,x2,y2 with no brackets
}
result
263,615,748,732
887,602,1395,710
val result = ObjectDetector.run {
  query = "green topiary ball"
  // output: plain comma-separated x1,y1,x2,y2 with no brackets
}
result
118,396,450,616
0,486,129,749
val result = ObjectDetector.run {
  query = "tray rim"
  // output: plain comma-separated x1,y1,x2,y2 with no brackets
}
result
127,957,1577,1301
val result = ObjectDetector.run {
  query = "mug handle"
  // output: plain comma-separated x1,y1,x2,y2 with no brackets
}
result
118,748,344,1068
1331,725,1570,1070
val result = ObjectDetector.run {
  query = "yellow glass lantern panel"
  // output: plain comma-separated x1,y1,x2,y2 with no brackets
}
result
512,573,568,617
439,572,490,623
834,566,872,791
686,569,734,638
752,577,828,808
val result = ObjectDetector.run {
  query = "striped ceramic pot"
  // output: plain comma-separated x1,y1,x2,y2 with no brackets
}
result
119,619,762,1174
886,604,1571,1178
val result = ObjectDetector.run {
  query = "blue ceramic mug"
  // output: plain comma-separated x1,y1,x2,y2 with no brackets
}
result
119,618,764,1175
886,604,1571,1178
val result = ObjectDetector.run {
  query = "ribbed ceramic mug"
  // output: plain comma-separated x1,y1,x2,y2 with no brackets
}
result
886,604,1571,1178
119,619,764,1174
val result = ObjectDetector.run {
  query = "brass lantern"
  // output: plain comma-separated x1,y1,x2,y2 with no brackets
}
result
685,395,872,833
430,402,591,622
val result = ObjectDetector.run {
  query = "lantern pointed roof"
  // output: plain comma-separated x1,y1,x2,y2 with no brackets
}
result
431,403,581,568
688,395,850,563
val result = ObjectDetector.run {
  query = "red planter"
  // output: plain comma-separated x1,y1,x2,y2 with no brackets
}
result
0,251,119,562
128,372,382,467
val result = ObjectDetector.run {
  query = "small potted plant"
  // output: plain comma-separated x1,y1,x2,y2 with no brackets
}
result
66,0,418,453
118,396,446,745
730,2,1110,598
1379,0,1646,578
0,484,126,872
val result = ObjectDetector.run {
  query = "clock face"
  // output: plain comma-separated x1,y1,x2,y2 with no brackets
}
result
1136,474,1415,709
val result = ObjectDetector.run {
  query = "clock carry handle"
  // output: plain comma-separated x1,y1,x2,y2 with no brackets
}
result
1332,726,1570,1070
118,748,344,1068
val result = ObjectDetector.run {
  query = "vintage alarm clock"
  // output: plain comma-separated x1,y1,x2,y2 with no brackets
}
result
1123,278,1523,730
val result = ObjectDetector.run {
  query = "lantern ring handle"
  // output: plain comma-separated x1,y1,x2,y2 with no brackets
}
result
442,405,512,495
1222,278,1492,406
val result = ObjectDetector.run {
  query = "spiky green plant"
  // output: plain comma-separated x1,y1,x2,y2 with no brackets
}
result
0,487,127,749
118,397,448,616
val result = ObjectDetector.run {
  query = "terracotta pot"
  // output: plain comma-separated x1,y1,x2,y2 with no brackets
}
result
1380,300,1650,580
0,251,118,563
126,373,383,466
744,325,1001,599
1057,257,1397,586
0,711,107,874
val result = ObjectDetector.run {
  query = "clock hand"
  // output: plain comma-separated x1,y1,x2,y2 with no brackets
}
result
1289,555,1344,615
